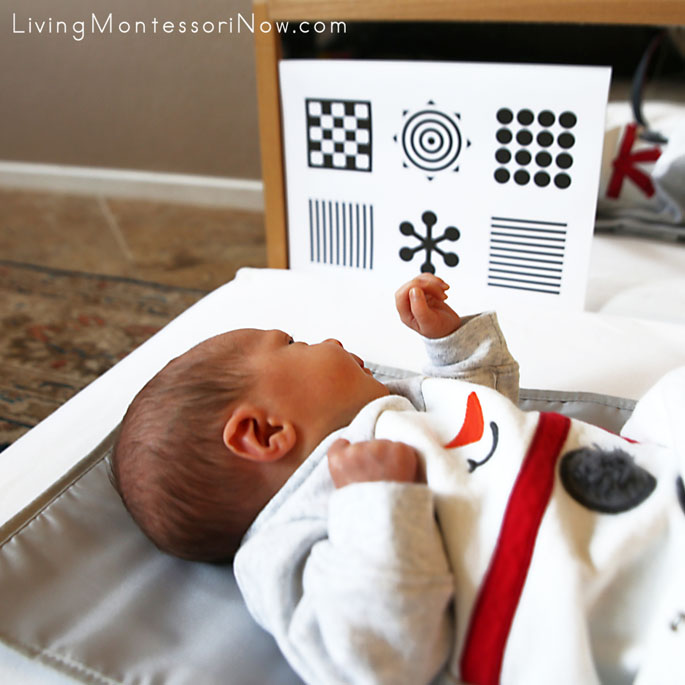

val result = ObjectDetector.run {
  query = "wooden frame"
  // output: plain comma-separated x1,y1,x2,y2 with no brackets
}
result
253,0,685,268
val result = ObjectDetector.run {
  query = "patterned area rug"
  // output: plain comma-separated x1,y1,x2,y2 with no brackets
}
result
0,260,207,450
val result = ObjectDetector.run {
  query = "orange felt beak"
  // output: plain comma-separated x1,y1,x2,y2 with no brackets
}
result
445,392,484,448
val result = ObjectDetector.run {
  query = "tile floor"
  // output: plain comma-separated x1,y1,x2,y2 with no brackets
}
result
0,188,267,290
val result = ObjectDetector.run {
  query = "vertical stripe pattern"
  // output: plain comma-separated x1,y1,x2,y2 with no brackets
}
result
308,199,374,269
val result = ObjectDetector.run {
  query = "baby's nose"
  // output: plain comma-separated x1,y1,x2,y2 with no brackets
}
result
323,338,344,348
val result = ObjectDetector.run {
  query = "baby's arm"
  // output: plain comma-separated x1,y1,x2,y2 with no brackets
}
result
293,440,453,684
395,274,519,403
236,438,453,685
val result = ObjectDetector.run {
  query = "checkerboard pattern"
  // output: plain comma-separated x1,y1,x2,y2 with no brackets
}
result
305,98,372,172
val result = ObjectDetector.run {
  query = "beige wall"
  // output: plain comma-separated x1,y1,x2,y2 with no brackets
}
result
0,0,261,179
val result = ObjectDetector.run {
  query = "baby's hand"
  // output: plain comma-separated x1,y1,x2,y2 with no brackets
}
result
328,438,421,488
395,274,461,339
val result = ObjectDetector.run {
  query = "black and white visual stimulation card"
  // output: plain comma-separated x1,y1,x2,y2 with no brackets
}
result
281,61,610,311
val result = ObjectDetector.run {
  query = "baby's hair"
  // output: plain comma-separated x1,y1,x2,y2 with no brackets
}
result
110,335,265,562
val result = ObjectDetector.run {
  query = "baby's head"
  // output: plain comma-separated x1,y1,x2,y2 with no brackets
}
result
111,329,387,562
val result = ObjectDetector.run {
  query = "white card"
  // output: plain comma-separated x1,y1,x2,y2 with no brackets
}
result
280,60,611,311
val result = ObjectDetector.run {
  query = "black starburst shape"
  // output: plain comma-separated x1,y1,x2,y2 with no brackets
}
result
399,211,460,274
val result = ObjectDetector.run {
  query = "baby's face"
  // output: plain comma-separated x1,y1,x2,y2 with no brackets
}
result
231,329,389,440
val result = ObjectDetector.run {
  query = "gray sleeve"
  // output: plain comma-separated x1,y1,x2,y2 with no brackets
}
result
236,483,454,685
422,311,519,404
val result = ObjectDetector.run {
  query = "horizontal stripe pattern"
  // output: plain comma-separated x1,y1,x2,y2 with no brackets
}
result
308,199,374,269
487,216,567,295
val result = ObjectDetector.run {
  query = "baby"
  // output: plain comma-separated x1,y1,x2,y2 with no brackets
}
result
112,274,685,684
111,273,517,562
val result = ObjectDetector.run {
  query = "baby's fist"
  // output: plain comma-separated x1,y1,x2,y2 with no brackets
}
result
328,438,421,488
395,273,461,339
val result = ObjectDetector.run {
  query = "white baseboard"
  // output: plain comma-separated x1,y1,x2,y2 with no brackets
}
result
0,161,264,211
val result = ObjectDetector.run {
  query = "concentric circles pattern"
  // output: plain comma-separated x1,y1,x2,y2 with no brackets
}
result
494,107,577,190
401,108,463,173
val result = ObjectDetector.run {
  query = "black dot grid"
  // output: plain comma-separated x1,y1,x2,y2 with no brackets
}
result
494,107,577,189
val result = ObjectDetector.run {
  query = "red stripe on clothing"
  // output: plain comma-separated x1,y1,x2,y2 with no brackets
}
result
460,412,571,685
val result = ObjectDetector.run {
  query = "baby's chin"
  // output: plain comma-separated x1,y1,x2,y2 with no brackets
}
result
374,379,391,397
339,379,389,427
364,376,390,404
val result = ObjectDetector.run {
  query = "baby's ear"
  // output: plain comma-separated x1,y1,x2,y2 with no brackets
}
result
222,404,296,462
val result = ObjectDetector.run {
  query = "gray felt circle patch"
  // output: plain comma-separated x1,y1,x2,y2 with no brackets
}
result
677,476,685,516
560,445,657,514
